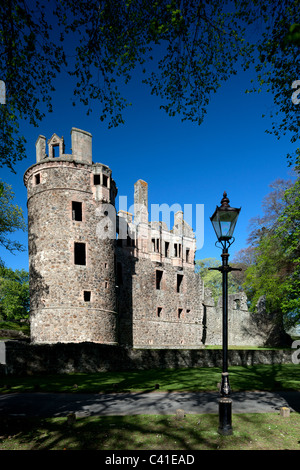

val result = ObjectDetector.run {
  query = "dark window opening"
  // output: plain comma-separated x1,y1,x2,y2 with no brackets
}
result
72,201,82,221
186,248,190,262
35,174,40,185
177,274,183,293
94,174,100,185
178,308,183,319
156,270,163,290
103,174,108,187
52,145,59,158
157,307,163,318
74,242,86,265
152,238,159,253
165,241,169,257
105,281,108,289
186,309,190,314
234,299,241,310
174,243,181,257
84,291,91,302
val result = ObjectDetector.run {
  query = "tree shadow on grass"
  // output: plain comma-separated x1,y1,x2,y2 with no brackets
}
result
0,414,247,451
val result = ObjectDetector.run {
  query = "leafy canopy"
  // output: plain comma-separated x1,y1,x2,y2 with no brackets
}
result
0,266,29,320
1,0,300,171
0,180,27,265
239,169,300,328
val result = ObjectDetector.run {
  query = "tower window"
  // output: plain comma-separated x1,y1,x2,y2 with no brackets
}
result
94,174,100,185
186,248,190,262
52,145,59,158
74,242,86,265
177,274,183,293
103,174,108,187
83,291,91,302
178,308,183,319
35,174,40,185
157,307,163,318
72,201,82,221
156,270,163,290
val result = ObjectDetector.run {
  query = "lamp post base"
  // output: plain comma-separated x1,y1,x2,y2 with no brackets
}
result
218,397,233,436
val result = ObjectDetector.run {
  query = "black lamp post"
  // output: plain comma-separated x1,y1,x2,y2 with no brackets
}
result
209,191,241,436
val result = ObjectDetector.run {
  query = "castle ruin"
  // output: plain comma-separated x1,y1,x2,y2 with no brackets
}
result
23,128,283,348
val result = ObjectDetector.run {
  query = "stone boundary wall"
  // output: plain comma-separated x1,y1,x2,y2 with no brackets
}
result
0,341,293,376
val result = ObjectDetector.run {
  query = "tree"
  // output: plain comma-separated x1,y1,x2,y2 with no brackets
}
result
0,267,29,320
241,170,300,329
245,177,294,246
1,1,300,171
0,180,27,264
195,257,242,304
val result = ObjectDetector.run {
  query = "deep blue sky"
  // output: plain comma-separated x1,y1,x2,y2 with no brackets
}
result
0,58,296,272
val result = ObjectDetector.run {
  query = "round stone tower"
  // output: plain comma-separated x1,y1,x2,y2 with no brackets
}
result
23,128,118,344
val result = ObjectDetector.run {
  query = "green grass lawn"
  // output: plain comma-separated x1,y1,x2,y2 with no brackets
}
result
0,412,299,450
1,364,299,394
0,364,299,451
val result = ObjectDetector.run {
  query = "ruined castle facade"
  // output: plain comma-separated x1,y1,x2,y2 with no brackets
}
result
23,128,279,348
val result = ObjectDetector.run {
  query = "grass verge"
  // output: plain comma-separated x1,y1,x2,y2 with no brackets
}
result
1,364,299,394
0,412,299,450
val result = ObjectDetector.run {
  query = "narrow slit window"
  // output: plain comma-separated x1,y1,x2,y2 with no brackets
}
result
94,174,100,185
178,308,183,319
157,307,163,318
177,274,183,293
186,248,190,262
72,201,82,221
74,242,86,265
35,174,40,185
156,270,163,290
84,291,91,302
174,244,178,257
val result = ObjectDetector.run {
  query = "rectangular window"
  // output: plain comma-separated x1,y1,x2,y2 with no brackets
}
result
35,174,40,185
156,270,163,290
177,274,183,293
74,242,86,265
178,308,183,319
152,238,159,252
186,248,190,262
84,291,91,302
174,243,181,257
94,174,100,185
52,145,59,158
157,307,163,318
103,174,108,187
165,241,169,257
72,201,82,221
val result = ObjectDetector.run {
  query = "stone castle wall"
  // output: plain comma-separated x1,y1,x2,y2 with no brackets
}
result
23,128,289,349
24,129,118,344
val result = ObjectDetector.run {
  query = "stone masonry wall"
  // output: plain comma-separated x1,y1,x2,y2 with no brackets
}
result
0,341,293,376
24,158,118,344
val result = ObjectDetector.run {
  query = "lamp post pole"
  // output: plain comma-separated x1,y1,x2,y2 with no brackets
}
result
209,192,241,436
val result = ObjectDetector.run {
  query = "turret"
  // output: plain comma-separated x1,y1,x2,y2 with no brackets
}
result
24,129,118,344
